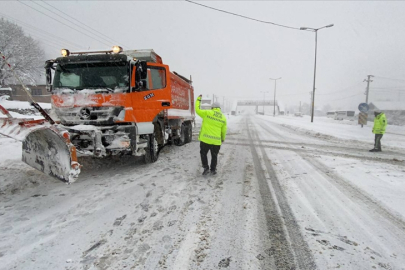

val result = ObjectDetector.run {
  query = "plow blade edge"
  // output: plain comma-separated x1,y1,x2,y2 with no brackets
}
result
22,127,81,183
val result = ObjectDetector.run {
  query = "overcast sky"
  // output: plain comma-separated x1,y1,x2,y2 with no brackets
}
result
2,1,405,111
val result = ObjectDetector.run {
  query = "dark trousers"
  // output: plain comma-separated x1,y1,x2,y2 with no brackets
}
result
200,141,221,171
374,134,383,150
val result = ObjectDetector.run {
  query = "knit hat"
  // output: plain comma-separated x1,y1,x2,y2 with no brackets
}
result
212,102,221,108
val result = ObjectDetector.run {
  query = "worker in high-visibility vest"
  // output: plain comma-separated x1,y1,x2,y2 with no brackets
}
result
370,110,387,152
195,95,227,175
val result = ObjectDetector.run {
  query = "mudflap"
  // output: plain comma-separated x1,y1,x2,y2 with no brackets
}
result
22,127,81,183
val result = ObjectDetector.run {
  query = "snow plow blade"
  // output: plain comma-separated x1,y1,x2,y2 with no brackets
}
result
22,127,81,183
0,105,80,183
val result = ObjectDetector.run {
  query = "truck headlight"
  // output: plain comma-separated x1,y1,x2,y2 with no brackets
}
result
114,108,126,122
112,46,123,54
61,49,70,57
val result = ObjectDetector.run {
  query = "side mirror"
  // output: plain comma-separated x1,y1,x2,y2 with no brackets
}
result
131,61,148,91
46,68,52,92
140,61,147,80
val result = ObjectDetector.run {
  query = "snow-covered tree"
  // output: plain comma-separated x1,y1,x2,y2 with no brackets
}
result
0,18,44,85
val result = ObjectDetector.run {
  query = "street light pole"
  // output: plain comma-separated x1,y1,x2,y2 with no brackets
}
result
269,77,281,117
300,24,334,123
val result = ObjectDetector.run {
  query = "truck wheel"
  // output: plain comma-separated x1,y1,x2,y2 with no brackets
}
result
174,123,186,146
184,122,192,144
144,133,159,163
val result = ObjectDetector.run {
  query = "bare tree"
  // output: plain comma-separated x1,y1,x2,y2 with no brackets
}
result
0,18,44,85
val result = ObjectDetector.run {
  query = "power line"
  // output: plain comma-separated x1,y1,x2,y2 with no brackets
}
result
0,16,76,52
317,82,364,96
371,87,405,91
325,92,363,101
0,13,83,49
17,0,111,47
185,0,301,30
370,89,405,93
39,1,128,48
277,82,364,98
374,76,405,82
278,91,310,97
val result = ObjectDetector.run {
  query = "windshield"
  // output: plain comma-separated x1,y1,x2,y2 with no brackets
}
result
53,62,129,92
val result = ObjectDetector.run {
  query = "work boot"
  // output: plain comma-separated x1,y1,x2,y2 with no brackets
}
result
369,149,376,152
202,168,210,176
375,149,382,152
211,170,217,175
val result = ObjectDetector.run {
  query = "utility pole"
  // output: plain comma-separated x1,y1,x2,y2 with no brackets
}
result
309,91,313,115
270,77,282,117
364,75,374,104
260,91,269,115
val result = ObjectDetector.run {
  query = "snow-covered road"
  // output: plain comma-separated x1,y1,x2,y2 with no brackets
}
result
1,114,405,270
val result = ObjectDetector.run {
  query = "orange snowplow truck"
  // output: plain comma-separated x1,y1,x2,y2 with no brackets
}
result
39,46,194,182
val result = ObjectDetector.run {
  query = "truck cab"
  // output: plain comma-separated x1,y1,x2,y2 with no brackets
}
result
45,47,194,162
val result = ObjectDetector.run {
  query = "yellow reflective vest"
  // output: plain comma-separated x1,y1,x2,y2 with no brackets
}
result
372,113,387,134
195,97,227,145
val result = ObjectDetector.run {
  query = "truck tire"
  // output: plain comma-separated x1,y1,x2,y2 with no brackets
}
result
174,123,186,146
144,133,159,163
184,122,192,144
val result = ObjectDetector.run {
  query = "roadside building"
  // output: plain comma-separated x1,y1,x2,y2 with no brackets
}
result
0,84,51,103
0,86,12,98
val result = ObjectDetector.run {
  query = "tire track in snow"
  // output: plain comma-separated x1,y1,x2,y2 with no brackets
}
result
197,120,277,270
228,137,405,158
253,118,405,163
189,124,262,269
302,155,405,233
256,117,405,155
246,118,316,270
255,118,405,242
225,141,405,166
244,116,405,268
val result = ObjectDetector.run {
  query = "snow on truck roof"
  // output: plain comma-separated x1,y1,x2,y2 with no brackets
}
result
123,49,163,64
54,49,163,64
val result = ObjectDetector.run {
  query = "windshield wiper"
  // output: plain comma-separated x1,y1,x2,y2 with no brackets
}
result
95,88,114,93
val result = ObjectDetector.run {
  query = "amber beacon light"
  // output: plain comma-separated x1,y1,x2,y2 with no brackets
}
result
61,49,70,57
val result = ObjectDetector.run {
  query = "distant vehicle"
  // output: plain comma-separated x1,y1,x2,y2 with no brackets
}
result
326,111,336,118
294,112,303,117
334,111,355,121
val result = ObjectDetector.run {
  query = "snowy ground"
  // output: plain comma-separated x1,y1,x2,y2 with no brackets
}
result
1,111,405,270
